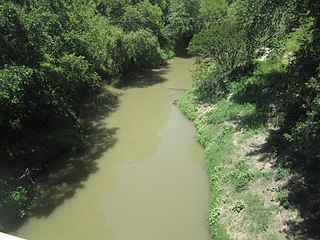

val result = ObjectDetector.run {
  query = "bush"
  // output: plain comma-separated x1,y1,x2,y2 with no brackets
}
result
0,180,29,232
232,200,246,213
192,64,231,102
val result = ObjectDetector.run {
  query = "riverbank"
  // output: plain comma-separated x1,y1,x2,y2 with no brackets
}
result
13,57,211,240
0,86,119,233
179,92,300,239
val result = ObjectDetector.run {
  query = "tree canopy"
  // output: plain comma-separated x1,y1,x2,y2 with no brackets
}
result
0,0,203,153
189,0,320,160
0,0,204,231
187,1,320,238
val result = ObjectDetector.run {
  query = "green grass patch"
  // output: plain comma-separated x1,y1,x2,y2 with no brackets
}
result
265,233,280,240
179,67,292,238
229,157,255,192
275,188,290,209
177,19,309,239
243,194,271,234
205,99,256,124
191,102,235,238
179,90,271,239
255,167,275,182
178,91,199,121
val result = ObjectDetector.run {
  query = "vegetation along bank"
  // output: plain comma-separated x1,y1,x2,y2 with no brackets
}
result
180,0,320,239
0,0,202,232
1,0,320,239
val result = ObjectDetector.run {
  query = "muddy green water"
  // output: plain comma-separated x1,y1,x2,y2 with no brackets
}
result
14,57,211,240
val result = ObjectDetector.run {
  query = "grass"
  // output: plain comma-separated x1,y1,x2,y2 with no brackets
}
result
179,60,297,239
178,91,199,121
178,17,317,240
243,193,271,234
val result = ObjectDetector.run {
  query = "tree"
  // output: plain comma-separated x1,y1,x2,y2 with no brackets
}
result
120,1,163,35
0,2,46,67
199,0,227,22
164,0,202,51
187,16,250,101
188,17,249,72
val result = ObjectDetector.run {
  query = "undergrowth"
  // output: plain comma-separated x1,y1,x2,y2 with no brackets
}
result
179,59,296,240
0,179,30,232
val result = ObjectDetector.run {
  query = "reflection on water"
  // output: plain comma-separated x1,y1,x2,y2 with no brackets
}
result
14,57,211,240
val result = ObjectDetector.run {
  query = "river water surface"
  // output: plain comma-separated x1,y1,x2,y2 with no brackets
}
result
14,57,211,240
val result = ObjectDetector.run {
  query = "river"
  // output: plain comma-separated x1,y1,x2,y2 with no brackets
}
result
13,57,211,240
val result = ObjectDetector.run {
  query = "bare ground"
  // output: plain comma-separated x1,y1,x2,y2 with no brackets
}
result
218,127,300,239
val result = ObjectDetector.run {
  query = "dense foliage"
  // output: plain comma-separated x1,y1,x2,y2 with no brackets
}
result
189,0,320,165
3,0,318,235
0,0,205,161
188,0,320,238
0,0,204,231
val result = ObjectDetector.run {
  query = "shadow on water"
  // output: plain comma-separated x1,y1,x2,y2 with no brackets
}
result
6,88,121,225
113,65,169,89
175,53,193,59
4,65,169,232
112,56,194,90
29,125,118,218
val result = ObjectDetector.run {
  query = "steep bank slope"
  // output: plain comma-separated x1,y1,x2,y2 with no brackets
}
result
179,92,301,240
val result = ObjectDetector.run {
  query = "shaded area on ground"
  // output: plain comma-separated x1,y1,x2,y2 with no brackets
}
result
230,70,320,239
243,130,320,239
